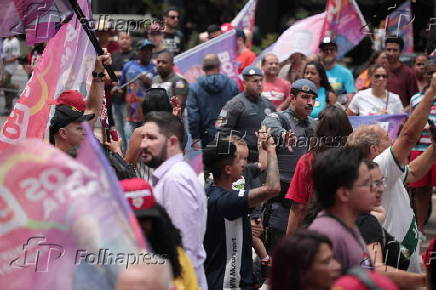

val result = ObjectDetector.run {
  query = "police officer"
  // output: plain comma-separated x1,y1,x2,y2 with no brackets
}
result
261,78,318,251
217,65,276,162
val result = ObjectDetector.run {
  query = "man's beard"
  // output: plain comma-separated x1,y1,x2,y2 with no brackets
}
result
144,141,168,169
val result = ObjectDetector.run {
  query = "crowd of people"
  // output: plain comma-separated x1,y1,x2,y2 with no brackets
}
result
2,6,436,290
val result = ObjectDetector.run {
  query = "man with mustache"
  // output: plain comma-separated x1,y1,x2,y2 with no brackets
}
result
261,78,317,252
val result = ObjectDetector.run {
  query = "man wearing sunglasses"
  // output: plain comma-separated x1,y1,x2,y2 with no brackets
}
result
319,37,355,106
163,8,185,55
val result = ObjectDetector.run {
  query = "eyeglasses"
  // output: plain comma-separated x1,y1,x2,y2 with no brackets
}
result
169,15,179,19
426,71,436,76
373,178,386,188
374,74,388,79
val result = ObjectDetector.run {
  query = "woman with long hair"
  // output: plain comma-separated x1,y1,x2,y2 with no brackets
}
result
285,106,353,235
355,50,388,91
303,61,337,118
269,229,341,290
347,64,404,116
120,178,200,290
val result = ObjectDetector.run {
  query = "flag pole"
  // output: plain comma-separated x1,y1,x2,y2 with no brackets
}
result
67,0,118,83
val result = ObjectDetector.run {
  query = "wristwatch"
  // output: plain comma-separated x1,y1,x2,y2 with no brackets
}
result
92,71,105,78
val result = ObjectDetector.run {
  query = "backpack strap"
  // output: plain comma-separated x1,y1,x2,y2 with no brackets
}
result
346,267,380,290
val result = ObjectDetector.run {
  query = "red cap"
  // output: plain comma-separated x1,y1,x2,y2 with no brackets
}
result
120,178,159,217
48,90,86,112
332,270,398,290
221,23,235,33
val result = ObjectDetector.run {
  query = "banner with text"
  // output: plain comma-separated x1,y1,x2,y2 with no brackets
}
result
0,0,95,152
349,113,408,140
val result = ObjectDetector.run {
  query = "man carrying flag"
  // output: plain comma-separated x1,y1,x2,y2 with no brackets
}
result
48,50,112,154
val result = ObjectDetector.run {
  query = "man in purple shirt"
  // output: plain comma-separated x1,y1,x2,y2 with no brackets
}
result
309,146,376,272
385,36,418,109
139,111,208,289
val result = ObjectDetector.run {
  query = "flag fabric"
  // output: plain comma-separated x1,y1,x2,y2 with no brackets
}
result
231,0,258,33
320,0,368,58
0,131,144,289
0,0,72,45
386,0,414,53
348,113,408,140
254,12,326,64
174,30,239,83
0,0,96,153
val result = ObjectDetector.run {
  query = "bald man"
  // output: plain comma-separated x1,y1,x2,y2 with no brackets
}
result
187,54,240,148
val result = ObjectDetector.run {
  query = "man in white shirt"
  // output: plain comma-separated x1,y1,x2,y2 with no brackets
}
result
1,36,20,115
347,72,436,272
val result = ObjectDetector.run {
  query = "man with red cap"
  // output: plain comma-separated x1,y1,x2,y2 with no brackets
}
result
48,52,111,153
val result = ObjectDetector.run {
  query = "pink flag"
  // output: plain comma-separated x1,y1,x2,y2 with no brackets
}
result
0,0,72,45
255,13,326,64
320,0,368,57
0,136,144,289
231,0,258,33
386,1,414,53
0,0,95,152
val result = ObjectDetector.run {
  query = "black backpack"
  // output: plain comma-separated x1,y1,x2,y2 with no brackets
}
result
142,88,173,116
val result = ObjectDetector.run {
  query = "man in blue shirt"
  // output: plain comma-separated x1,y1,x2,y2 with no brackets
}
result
202,135,280,289
319,37,355,105
120,39,157,139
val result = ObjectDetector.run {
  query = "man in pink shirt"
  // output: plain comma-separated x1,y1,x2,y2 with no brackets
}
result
261,53,291,111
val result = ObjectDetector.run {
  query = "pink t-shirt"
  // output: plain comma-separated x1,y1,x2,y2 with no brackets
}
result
261,77,291,108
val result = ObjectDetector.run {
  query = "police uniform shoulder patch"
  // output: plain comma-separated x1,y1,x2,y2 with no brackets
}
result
264,108,272,115
268,112,279,118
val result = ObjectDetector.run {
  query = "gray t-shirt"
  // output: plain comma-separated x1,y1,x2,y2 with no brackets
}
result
309,211,372,272
152,72,189,98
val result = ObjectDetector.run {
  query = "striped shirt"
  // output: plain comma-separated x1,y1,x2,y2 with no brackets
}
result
410,92,436,151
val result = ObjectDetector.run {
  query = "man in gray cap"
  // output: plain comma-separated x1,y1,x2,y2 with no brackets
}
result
217,65,276,162
261,78,318,251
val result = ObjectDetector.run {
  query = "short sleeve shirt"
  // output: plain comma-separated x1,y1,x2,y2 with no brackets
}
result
204,186,253,289
348,88,404,116
152,72,189,97
326,64,355,94
374,147,421,272
261,77,291,108
411,92,436,151
386,63,418,107
120,60,157,122
285,152,314,204
309,212,372,272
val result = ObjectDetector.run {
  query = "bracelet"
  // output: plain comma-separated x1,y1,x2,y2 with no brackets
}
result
92,71,105,78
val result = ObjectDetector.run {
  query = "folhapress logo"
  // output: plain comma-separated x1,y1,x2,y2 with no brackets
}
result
10,236,65,272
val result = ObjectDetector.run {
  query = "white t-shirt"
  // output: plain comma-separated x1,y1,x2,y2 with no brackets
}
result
348,88,404,116
374,147,421,273
2,37,20,75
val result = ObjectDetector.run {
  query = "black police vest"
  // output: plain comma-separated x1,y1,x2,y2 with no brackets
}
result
233,93,274,148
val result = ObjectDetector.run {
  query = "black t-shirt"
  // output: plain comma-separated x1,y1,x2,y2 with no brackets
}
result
357,213,410,270
204,186,253,290
163,30,185,55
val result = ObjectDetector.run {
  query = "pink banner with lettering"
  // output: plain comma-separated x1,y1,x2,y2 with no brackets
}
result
0,130,144,289
0,0,95,152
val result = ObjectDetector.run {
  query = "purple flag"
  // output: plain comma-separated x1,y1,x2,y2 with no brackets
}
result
348,114,408,140
386,1,414,53
0,128,144,289
0,0,72,45
231,0,258,32
174,30,239,83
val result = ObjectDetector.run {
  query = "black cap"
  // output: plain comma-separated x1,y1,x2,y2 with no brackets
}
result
319,36,337,49
49,105,94,144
